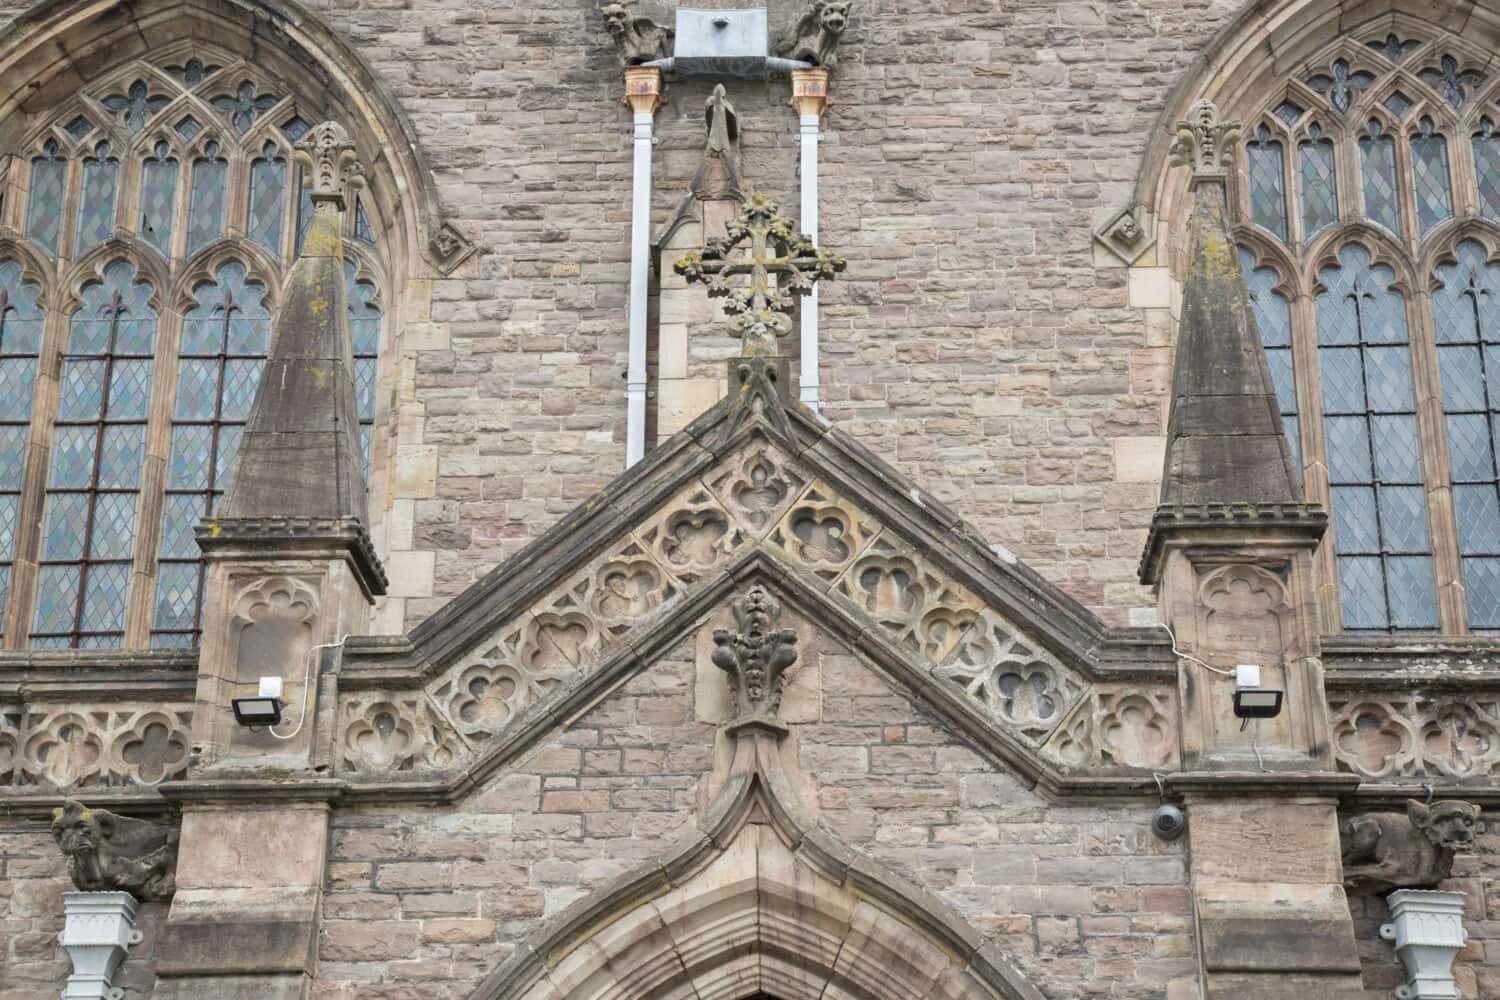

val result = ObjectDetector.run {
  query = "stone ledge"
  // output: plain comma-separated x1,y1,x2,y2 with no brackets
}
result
1138,502,1328,584
195,515,388,598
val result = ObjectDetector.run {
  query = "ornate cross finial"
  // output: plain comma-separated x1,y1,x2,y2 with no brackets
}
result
711,585,799,719
674,193,845,356
1169,99,1242,181
294,121,364,257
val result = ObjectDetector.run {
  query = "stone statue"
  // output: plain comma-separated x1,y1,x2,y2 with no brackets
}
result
1339,799,1480,893
601,1,673,66
711,585,799,718
777,0,851,70
52,800,179,899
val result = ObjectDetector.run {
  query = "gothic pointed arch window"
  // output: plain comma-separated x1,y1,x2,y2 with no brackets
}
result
0,42,388,649
1228,21,1500,633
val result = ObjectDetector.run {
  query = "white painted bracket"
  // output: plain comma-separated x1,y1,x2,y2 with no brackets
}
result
60,891,141,1000
1380,889,1468,999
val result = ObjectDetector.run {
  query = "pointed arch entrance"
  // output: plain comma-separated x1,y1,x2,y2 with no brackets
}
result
472,721,1045,1000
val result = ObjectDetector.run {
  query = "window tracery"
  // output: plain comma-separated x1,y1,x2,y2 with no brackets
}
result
1231,23,1500,633
0,44,387,649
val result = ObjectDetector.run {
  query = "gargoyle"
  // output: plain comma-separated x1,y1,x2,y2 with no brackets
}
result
52,800,179,899
601,1,673,66
1339,799,1480,893
711,585,799,718
777,0,851,70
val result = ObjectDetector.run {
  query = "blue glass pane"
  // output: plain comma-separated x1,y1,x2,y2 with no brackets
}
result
101,81,168,134
169,425,211,489
0,494,16,559
153,561,199,631
180,317,219,356
247,151,286,258
1246,136,1288,240
174,360,218,419
1439,347,1486,411
79,562,130,632
1455,485,1500,554
0,358,37,420
1411,129,1455,235
1364,346,1416,412
361,425,372,469
75,149,118,254
1462,558,1500,628
1339,556,1388,630
70,261,158,355
1326,416,1373,482
1475,131,1500,222
296,182,313,255
1371,415,1422,482
0,260,45,353
221,360,263,420
27,152,67,253
1388,556,1439,629
57,360,105,420
1331,486,1380,552
107,360,152,419
187,155,227,256
210,80,279,135
0,426,27,482
1320,347,1366,413
356,358,376,421
1299,139,1338,239
1446,414,1495,482
215,424,243,487
31,565,81,634
89,493,137,559
1380,485,1431,552
355,197,375,244
96,425,145,488
159,493,204,559
228,314,270,356
41,493,87,559
1360,131,1402,235
1284,417,1302,474
49,427,97,488
140,154,178,257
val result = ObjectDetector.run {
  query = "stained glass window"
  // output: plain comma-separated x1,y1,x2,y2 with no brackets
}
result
139,142,178,257
0,262,45,639
187,141,227,256
76,141,119,255
1240,248,1300,475
1432,241,1500,631
347,263,381,467
1359,121,1402,235
1474,118,1500,223
1410,117,1454,235
27,141,67,254
1316,245,1437,632
1299,124,1338,239
153,261,271,646
247,142,287,258
1246,127,1288,241
32,260,157,648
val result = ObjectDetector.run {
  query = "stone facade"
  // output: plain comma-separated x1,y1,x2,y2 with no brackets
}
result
1,0,1499,998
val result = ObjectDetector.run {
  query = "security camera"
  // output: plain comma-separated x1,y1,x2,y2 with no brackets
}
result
1151,803,1187,841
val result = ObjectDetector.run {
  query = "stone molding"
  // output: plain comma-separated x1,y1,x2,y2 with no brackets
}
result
195,516,388,598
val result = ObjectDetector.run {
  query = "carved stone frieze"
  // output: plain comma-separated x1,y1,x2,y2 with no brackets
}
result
1339,799,1481,892
542,536,683,645
426,622,578,742
0,706,190,789
1041,687,1179,771
832,535,979,657
338,693,466,774
637,485,747,584
768,481,880,584
1329,694,1500,780
933,611,1085,746
52,800,179,899
704,437,810,537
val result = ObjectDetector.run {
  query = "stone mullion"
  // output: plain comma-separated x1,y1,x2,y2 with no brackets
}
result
1283,136,1305,248
1405,286,1466,632
5,298,70,647
1,154,29,233
167,151,192,267
55,158,83,263
1393,131,1421,247
124,302,184,648
1335,126,1364,229
112,147,143,247
222,147,248,243
1447,120,1479,220
1290,286,1341,633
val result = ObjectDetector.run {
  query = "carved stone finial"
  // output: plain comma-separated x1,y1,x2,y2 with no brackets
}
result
1168,98,1242,180
710,585,799,718
601,1,673,66
1339,799,1480,893
52,800,179,899
673,192,845,356
777,0,852,70
294,120,363,209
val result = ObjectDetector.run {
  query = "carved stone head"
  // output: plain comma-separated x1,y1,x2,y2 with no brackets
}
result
51,800,179,899
817,0,850,35
601,2,630,38
1410,799,1480,851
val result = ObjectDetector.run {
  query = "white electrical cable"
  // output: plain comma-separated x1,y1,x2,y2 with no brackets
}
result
266,633,351,740
1156,622,1237,676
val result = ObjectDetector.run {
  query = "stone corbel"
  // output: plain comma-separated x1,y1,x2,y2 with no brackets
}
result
1380,889,1468,1000
1093,204,1156,265
428,220,477,275
60,891,143,1000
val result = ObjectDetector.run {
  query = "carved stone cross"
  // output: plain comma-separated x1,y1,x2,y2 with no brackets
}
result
710,584,799,718
674,193,845,355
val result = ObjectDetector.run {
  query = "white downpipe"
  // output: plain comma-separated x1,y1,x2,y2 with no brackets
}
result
798,110,821,409
626,108,654,467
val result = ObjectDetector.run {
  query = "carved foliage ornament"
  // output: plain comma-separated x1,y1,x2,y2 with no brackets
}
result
1169,98,1242,177
52,800,179,899
711,585,799,718
294,120,364,208
1339,799,1481,892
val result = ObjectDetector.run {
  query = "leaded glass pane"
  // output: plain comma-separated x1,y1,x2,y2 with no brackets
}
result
101,80,168,134
97,426,145,487
1464,558,1500,628
1446,414,1494,482
1339,556,1388,630
174,359,217,420
355,197,375,244
79,562,130,632
1331,486,1380,551
169,425,212,489
1274,100,1304,125
0,261,45,354
27,144,66,253
42,493,88,559
1372,415,1422,482
216,424,243,486
1320,347,1366,413
0,359,37,421
1246,129,1288,240
89,493,137,560
295,182,313,255
153,562,199,631
108,360,152,419
57,360,105,420
1439,347,1486,411
160,494,204,559
356,358,376,421
1380,485,1431,552
1411,120,1454,235
1388,557,1440,629
0,426,27,483
49,428,97,488
64,116,93,141
221,360,263,420
0,494,19,559
1299,133,1338,239
31,565,81,634
1474,122,1500,222
140,145,177,256
210,80,279,135
187,146,227,256
1360,123,1402,235
1384,91,1412,117
1327,416,1374,482
1455,485,1500,554
1365,347,1416,411
247,143,286,257
76,143,118,254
